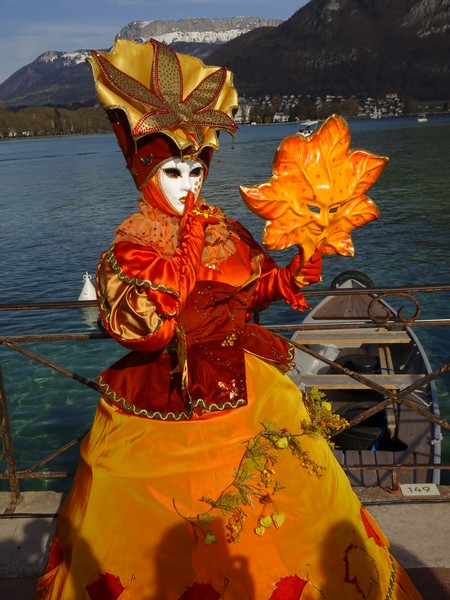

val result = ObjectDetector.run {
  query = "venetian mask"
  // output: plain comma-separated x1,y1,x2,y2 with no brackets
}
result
157,158,205,214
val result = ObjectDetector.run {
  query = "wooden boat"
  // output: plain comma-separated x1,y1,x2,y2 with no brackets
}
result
289,271,441,488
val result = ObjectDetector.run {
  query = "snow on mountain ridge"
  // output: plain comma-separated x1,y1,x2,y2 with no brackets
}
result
38,50,89,67
35,17,281,68
117,17,282,43
140,29,253,45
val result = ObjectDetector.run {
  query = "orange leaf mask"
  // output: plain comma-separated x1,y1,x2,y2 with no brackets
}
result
239,115,388,261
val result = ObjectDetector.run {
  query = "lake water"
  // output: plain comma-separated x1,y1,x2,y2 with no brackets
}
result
1,115,449,489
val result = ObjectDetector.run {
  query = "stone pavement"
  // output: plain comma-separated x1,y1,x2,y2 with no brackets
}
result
360,487,450,599
1,488,449,599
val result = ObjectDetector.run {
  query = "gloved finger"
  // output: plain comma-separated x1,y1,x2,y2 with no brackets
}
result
301,265,322,277
302,273,322,283
309,249,323,263
184,191,196,214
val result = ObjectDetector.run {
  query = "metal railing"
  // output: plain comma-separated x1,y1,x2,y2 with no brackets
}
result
1,284,450,512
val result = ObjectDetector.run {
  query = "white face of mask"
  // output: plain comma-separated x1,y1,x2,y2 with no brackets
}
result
157,158,205,215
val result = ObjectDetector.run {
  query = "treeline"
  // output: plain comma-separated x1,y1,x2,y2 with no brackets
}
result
0,106,111,139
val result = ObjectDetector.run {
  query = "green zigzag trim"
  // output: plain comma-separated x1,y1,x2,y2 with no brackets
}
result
97,376,247,421
107,245,181,298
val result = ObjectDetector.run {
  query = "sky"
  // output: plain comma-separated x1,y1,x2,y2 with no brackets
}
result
1,0,309,85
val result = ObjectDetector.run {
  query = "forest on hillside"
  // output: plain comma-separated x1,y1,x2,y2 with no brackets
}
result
0,106,110,139
0,96,446,139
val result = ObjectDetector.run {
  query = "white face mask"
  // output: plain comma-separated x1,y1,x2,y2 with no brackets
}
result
157,158,205,215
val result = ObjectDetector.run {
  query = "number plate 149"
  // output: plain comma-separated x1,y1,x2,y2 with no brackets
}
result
400,483,440,496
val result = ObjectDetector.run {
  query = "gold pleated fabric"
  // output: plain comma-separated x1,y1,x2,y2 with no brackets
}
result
35,354,421,599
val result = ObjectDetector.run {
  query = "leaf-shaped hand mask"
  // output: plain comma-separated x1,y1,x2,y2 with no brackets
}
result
239,115,388,261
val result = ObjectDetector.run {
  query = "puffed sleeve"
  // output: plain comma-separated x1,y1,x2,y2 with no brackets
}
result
97,214,206,351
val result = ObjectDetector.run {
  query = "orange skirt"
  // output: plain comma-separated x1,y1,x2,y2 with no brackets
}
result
35,354,421,599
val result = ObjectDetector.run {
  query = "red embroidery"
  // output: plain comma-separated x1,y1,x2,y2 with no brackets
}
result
270,575,307,599
86,572,126,599
178,582,221,599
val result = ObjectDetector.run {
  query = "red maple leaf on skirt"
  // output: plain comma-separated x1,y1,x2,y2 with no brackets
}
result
270,574,307,598
360,506,386,547
86,572,126,599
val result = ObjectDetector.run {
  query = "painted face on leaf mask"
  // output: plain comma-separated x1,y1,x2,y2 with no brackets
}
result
157,158,205,215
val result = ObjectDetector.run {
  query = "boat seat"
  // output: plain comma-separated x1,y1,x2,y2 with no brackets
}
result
311,294,394,321
291,373,426,390
292,328,410,346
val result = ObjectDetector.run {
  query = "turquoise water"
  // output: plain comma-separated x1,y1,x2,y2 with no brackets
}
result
1,115,449,489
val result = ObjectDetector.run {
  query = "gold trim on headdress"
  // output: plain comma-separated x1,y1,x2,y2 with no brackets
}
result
87,38,238,152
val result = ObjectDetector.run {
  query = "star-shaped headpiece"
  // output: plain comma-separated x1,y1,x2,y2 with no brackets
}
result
87,38,238,153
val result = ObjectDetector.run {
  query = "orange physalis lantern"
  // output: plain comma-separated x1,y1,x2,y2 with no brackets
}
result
239,115,388,261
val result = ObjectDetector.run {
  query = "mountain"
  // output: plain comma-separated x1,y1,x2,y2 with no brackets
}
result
117,16,281,57
0,51,94,108
0,1,448,108
0,17,280,108
206,0,450,100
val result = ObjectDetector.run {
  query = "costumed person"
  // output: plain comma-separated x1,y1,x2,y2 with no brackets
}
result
35,39,422,599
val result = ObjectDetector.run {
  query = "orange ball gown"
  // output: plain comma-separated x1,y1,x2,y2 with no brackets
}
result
35,202,422,600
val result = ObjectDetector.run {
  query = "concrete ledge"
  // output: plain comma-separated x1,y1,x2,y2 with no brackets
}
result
0,492,63,578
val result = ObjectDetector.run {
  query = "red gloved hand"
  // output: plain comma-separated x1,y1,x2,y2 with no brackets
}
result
298,248,323,284
286,248,323,287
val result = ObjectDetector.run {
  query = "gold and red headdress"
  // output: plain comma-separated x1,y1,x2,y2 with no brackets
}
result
87,38,238,189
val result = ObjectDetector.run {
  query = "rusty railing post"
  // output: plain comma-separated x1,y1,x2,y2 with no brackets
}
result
0,366,21,509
